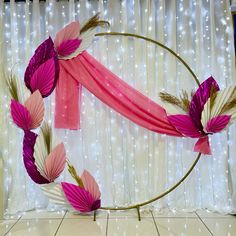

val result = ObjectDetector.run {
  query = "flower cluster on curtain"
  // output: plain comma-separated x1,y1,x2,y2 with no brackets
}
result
0,0,235,215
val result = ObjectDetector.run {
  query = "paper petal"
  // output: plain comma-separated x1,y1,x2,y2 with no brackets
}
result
81,170,101,200
43,143,66,182
61,182,100,212
34,133,49,179
24,90,44,129
57,39,82,57
40,183,71,207
23,131,49,184
54,21,80,49
25,37,58,97
34,125,60,179
11,100,32,130
30,58,57,97
189,76,219,131
59,28,95,60
168,115,202,138
194,136,211,155
211,87,235,118
206,115,231,133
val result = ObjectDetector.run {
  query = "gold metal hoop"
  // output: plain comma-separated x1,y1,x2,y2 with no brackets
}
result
93,32,202,221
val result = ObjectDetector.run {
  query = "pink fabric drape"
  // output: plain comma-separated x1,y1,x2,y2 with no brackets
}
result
55,51,182,137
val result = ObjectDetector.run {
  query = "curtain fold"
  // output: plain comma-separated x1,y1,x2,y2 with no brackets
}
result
0,0,236,215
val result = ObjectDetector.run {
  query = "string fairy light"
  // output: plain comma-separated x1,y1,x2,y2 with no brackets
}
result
0,0,235,219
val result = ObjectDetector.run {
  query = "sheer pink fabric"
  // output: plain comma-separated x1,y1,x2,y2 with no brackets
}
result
55,51,181,136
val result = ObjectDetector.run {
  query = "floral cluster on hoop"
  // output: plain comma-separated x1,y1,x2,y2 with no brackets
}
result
7,14,107,213
160,77,236,155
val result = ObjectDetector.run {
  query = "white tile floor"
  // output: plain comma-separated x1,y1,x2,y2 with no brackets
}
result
1,209,236,236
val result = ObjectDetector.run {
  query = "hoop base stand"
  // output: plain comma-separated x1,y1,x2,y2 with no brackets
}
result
92,153,201,221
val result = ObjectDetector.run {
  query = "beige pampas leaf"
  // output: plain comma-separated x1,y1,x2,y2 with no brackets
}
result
5,72,19,101
160,90,191,112
66,160,84,188
80,13,110,34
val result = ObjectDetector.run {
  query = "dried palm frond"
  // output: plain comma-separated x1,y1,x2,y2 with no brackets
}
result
41,122,52,155
219,87,236,114
5,72,19,101
160,92,182,107
80,13,110,34
179,90,191,112
160,90,191,112
220,98,236,114
209,86,218,110
66,160,84,188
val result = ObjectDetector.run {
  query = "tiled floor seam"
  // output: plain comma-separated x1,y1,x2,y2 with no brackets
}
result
195,211,214,236
151,211,161,236
106,213,109,236
4,216,22,236
54,210,67,236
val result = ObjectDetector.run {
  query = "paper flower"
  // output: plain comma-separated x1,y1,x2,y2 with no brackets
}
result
33,124,66,182
40,170,101,213
11,90,44,131
23,131,50,184
22,124,66,184
24,37,59,97
161,77,236,155
54,14,109,60
61,170,101,212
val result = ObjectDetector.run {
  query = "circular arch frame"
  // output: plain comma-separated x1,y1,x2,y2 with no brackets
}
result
93,32,202,220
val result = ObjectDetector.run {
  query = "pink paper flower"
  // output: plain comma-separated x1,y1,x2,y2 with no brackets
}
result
61,170,101,212
11,90,44,131
166,77,234,155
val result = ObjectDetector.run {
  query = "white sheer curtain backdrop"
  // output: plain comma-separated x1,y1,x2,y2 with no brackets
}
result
0,0,235,215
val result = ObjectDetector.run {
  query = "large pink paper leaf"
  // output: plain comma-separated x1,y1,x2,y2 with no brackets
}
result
189,76,219,131
29,58,57,97
81,170,101,200
43,143,66,182
24,90,44,129
61,182,100,212
23,131,50,184
194,136,211,155
24,37,59,97
206,115,231,134
11,100,32,130
168,115,202,138
56,39,82,57
54,21,80,49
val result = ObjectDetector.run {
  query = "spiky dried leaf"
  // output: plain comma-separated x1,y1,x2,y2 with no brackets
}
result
41,122,52,155
220,98,236,114
5,73,19,101
209,85,218,110
160,91,190,112
180,90,191,112
80,13,110,34
66,160,84,188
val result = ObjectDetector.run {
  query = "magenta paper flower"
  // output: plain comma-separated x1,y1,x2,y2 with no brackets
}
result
11,90,44,131
166,77,235,155
23,128,66,184
24,37,59,97
61,170,101,212
54,21,95,60
23,131,50,184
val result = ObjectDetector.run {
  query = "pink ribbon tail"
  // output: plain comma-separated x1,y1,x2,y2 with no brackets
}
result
55,63,82,130
194,136,211,155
